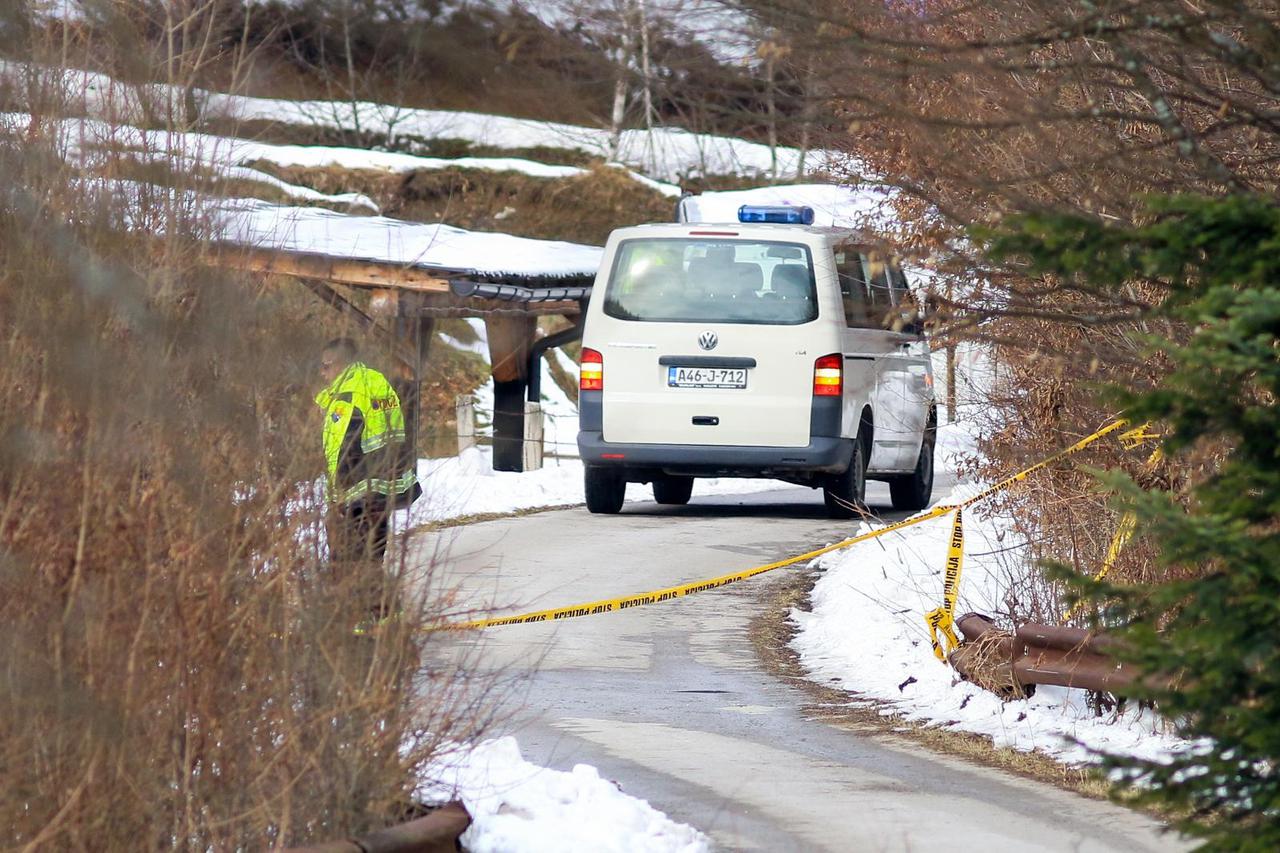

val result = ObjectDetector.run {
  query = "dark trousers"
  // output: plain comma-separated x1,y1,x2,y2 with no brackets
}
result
328,499,394,615
329,499,390,564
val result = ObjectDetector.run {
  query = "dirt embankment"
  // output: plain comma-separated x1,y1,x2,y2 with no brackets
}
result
249,159,677,246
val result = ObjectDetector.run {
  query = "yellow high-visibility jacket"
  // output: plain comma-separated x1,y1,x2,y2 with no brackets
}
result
316,362,419,506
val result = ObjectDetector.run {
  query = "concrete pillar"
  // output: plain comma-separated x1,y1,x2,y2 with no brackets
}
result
523,401,544,471
456,395,476,453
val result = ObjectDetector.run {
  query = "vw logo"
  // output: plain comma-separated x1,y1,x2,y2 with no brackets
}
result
697,331,718,351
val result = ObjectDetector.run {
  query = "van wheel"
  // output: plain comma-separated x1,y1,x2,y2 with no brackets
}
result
653,475,694,505
890,428,935,511
824,439,867,519
584,466,626,514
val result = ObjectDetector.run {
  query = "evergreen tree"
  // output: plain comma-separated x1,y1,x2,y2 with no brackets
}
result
983,195,1280,850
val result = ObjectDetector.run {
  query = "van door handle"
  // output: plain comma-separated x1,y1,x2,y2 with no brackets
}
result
692,416,720,426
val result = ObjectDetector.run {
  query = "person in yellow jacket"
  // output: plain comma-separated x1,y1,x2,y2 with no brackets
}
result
316,338,422,568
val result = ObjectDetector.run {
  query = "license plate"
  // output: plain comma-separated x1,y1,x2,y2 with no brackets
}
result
667,366,748,389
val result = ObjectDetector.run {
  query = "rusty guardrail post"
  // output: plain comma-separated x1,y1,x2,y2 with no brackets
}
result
283,801,471,853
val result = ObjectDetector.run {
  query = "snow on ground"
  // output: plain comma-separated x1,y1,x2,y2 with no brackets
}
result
4,109,676,213
790,350,1189,767
407,446,781,525
206,91,843,184
420,737,708,853
1,61,845,183
0,111,383,212
238,143,585,179
229,141,682,198
218,198,603,277
0,112,606,276
221,163,381,212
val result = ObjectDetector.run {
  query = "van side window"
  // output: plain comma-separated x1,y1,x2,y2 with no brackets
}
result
834,245,871,328
863,252,897,329
886,261,922,332
888,263,909,305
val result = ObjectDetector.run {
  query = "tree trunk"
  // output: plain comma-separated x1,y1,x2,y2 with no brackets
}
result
765,52,778,180
796,62,816,180
608,47,628,161
637,0,657,172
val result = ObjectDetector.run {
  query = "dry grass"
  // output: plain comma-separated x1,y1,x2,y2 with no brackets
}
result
0,45,499,852
251,160,677,246
950,628,1023,700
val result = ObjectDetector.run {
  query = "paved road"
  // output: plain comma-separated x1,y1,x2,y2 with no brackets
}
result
412,481,1184,852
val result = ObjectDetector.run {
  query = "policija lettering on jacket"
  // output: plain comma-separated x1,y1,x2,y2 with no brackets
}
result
316,337,422,565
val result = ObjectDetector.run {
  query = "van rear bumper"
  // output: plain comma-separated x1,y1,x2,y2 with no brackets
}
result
577,431,853,478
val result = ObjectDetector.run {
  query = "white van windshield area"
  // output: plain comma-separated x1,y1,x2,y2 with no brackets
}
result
604,239,817,325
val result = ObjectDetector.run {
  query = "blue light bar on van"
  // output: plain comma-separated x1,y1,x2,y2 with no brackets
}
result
737,204,815,225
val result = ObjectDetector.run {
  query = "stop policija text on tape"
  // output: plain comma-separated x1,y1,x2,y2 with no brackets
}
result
430,418,1140,634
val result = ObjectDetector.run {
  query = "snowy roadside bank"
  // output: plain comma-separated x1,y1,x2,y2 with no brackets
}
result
789,419,1190,768
0,61,838,184
420,737,708,853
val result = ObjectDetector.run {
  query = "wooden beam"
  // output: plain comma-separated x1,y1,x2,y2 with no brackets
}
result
220,246,454,292
488,317,534,466
392,316,435,468
486,316,538,383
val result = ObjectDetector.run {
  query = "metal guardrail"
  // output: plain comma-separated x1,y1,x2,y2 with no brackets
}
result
282,801,470,853
950,613,1139,699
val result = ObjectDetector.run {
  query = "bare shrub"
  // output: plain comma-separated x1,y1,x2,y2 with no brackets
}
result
1,16,497,850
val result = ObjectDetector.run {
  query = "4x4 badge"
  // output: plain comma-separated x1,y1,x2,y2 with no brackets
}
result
698,331,718,351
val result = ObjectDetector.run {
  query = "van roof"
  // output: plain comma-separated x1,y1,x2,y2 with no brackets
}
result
612,222,866,241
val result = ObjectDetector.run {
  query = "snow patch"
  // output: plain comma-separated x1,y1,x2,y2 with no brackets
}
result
420,737,709,853
0,61,845,183
215,198,603,277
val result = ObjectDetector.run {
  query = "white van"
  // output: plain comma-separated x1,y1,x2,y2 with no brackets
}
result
576,205,936,518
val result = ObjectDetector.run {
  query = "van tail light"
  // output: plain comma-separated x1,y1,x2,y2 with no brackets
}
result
580,347,604,391
813,354,842,397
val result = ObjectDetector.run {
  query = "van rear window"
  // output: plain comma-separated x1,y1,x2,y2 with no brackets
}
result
603,239,817,325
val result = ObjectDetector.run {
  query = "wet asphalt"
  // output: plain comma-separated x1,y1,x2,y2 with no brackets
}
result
411,480,1185,852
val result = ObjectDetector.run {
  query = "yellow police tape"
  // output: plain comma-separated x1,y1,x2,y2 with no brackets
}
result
448,418,1133,632
457,503,955,629
925,509,965,660
915,419,1134,654
1058,440,1161,624
1058,512,1137,625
